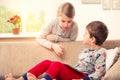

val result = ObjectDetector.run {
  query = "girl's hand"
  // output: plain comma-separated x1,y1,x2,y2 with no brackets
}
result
51,43,64,56
46,34,55,42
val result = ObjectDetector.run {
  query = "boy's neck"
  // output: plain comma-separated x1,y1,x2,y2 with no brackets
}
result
90,45,101,50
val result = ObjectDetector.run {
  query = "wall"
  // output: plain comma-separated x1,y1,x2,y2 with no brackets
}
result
0,0,120,40
57,0,120,40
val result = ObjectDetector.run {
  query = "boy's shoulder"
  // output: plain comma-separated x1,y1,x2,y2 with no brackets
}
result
82,47,106,53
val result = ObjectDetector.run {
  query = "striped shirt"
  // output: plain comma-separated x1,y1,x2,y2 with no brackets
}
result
36,18,78,49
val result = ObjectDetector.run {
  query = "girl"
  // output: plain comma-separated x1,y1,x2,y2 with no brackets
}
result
36,2,78,56
5,21,108,80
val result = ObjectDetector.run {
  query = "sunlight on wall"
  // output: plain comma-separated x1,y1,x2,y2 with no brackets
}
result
0,0,58,32
0,0,81,33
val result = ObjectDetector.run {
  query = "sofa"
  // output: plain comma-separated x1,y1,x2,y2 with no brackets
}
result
0,40,120,80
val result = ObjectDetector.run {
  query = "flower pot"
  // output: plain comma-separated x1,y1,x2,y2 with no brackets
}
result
12,28,20,35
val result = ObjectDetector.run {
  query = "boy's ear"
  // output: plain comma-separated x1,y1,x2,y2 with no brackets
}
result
91,36,96,43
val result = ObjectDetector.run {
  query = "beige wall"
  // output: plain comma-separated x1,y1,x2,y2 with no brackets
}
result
56,0,120,40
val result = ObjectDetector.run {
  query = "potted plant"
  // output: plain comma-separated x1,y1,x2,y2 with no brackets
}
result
7,15,22,34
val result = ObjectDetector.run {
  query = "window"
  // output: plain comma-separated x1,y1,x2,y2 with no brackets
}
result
0,0,58,34
0,0,80,38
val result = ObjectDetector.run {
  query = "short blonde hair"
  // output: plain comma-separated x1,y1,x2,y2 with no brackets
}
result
57,2,75,18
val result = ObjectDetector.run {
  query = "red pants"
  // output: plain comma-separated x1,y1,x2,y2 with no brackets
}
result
28,60,87,80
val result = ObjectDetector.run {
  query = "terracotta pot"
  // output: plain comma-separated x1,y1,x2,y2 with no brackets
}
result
12,28,20,35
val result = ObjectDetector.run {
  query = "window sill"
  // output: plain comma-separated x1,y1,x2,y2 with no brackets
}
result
0,32,38,38
0,32,38,42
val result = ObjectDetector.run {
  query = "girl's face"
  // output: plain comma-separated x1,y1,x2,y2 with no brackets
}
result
83,29,91,45
58,14,73,31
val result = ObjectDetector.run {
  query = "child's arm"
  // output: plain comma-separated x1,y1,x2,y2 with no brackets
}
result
36,20,53,49
84,51,106,80
55,23,78,42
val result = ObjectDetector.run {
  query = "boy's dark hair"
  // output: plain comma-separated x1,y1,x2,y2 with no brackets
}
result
57,2,75,18
86,21,109,45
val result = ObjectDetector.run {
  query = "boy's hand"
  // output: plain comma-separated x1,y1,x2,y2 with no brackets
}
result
51,43,64,56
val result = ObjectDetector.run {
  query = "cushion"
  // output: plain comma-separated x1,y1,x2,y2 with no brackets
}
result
103,47,120,80
105,47,119,71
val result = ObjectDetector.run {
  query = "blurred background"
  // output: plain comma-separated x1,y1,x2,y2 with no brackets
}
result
0,0,120,40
